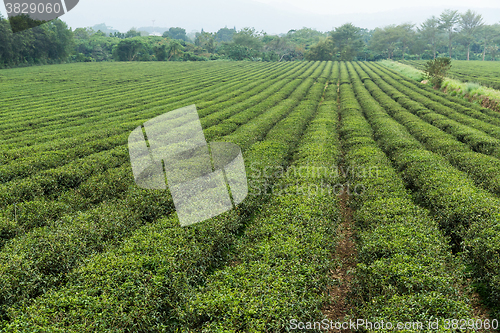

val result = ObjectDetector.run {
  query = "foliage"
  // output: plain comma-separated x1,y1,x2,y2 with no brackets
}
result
304,39,333,61
232,27,264,50
339,62,473,324
215,27,235,42
403,59,500,90
112,38,147,61
459,10,484,60
162,27,188,42
423,57,452,88
418,16,439,59
0,17,74,68
166,40,184,60
329,23,364,61
2,8,500,68
2,50,500,330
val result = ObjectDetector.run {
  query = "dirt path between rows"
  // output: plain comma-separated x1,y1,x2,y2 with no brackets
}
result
322,83,358,332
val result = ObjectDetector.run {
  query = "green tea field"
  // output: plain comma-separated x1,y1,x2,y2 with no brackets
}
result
400,60,500,90
0,61,499,332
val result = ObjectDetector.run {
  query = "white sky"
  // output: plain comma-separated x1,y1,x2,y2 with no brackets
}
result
253,0,499,15
1,0,499,33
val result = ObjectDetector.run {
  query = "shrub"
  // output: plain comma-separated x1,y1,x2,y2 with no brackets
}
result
423,57,452,89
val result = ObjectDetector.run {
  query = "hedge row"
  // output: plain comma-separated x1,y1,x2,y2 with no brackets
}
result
367,62,500,139
0,62,306,180
400,59,500,90
0,62,265,124
0,62,225,107
0,62,333,332
373,63,500,125
0,62,320,257
177,64,339,331
0,62,287,150
353,63,500,197
0,62,315,208
359,62,500,159
0,63,295,155
0,64,251,138
338,62,472,325
350,62,500,318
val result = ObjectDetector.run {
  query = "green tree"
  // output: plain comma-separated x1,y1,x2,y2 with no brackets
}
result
73,27,94,40
459,10,484,61
424,57,452,88
93,30,107,37
163,27,188,42
488,44,500,61
49,19,74,60
221,43,251,60
286,28,326,48
396,23,415,60
0,14,14,66
154,44,167,61
232,27,263,51
125,29,141,38
409,33,428,60
264,36,294,61
304,39,333,61
480,24,500,61
439,9,460,58
329,23,364,61
369,25,400,59
419,17,440,59
195,31,216,53
112,39,145,61
167,40,184,60
215,27,235,42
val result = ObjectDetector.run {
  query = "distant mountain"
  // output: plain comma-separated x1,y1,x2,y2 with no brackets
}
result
51,0,500,34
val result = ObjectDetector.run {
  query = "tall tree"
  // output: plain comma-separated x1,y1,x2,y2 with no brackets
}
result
304,39,333,61
112,39,145,61
480,24,500,61
329,23,365,61
154,44,167,61
195,31,215,53
215,27,235,42
167,40,184,60
419,17,440,59
232,27,263,51
459,10,484,61
125,29,141,38
264,36,294,61
439,9,460,58
0,14,14,66
73,27,94,40
163,27,188,42
397,23,415,60
369,25,400,60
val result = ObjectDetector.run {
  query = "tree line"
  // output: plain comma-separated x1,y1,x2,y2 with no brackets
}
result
0,9,499,68
307,10,500,61
0,15,73,68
